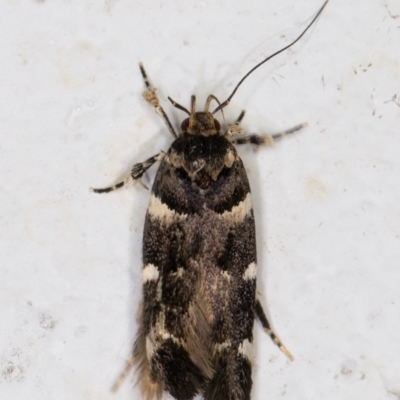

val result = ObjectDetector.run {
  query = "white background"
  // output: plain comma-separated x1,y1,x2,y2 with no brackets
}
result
1,0,400,399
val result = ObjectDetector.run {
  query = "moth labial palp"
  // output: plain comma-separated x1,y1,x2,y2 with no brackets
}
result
91,1,329,399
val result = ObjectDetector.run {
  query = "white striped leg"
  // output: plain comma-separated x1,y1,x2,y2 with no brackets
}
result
90,152,165,194
232,122,307,148
139,62,178,139
255,299,294,361
225,110,246,138
110,354,135,393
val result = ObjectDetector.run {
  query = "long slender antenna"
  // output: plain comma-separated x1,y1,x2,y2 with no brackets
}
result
213,0,329,114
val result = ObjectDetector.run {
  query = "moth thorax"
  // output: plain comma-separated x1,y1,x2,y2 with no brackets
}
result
181,112,221,136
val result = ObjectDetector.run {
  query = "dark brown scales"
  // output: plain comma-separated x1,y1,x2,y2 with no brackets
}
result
139,132,256,400
91,2,329,398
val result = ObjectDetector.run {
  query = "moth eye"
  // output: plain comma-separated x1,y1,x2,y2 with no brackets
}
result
214,119,221,131
181,118,189,131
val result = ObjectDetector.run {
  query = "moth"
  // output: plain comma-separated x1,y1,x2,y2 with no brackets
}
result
91,1,329,399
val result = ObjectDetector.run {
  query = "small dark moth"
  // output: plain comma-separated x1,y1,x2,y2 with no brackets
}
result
91,2,329,399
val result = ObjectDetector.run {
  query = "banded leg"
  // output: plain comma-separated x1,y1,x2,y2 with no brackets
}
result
232,122,307,148
225,110,246,138
255,299,294,361
139,63,178,138
111,333,163,399
235,110,246,125
110,354,135,393
90,152,165,194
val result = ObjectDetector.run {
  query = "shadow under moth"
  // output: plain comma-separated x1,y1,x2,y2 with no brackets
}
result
91,1,329,399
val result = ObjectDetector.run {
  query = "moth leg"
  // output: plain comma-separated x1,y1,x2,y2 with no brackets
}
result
90,151,165,194
255,299,294,361
232,122,307,148
110,354,135,393
225,110,246,137
139,62,178,138
235,110,246,125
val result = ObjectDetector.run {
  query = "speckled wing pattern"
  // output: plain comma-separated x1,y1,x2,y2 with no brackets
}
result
135,133,257,400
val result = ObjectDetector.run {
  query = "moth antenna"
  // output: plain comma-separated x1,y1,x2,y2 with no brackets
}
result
213,0,329,114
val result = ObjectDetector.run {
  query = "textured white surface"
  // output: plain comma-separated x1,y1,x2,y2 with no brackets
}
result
1,0,400,399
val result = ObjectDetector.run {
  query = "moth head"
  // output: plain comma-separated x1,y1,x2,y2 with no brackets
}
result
179,95,221,136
